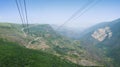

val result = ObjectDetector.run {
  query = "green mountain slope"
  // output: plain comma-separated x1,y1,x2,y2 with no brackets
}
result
0,38,82,67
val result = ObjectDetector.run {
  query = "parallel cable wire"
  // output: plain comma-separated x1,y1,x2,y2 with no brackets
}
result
72,0,100,24
15,0,25,27
54,0,96,45
56,0,93,30
15,0,29,33
23,0,29,33
56,0,99,30
18,0,26,27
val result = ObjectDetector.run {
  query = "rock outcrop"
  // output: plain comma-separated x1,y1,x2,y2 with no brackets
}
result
91,26,112,41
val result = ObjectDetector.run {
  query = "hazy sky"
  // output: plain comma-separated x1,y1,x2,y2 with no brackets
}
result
0,0,120,28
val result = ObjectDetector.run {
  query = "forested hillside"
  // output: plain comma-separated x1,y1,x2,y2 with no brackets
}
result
0,38,82,67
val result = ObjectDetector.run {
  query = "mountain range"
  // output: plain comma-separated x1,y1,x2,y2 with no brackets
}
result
0,18,120,67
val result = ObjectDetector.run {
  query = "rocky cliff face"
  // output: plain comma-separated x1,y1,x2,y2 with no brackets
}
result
91,26,112,42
